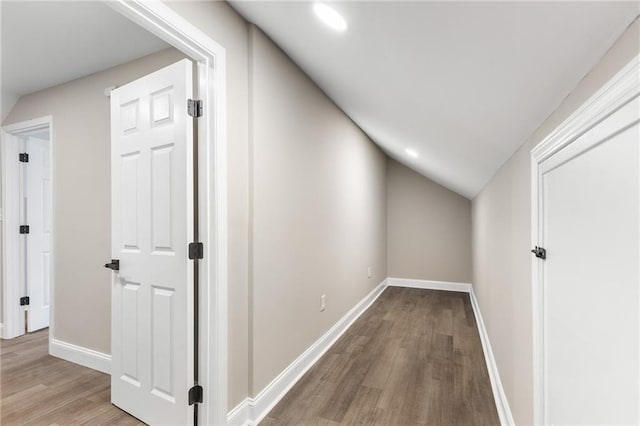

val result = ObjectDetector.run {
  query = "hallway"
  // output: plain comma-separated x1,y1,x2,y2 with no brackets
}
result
261,287,499,425
0,330,141,425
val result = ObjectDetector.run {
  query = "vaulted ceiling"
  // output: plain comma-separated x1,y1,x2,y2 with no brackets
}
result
230,1,640,198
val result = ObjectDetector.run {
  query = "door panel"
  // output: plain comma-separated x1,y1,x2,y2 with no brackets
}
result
2,132,25,338
540,96,640,425
110,59,194,426
26,136,51,332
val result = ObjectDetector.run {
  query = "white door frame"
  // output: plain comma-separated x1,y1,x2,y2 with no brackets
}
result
106,2,228,424
1,115,54,340
530,54,640,425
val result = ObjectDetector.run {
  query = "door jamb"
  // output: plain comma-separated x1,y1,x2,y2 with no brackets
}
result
105,2,228,424
530,54,639,425
1,115,54,340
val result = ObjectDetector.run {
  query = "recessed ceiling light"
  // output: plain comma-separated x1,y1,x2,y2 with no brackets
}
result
406,148,418,158
313,3,348,32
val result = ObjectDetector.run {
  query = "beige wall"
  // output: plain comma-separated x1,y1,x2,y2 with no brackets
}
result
3,48,188,352
165,0,252,409
155,1,388,407
249,26,388,394
472,19,640,425
387,158,472,283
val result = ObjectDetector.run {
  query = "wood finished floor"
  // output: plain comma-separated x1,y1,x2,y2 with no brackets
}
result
0,329,142,426
0,287,498,426
261,287,500,426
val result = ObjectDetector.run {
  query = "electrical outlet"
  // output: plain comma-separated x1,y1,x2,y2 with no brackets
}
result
320,294,326,312
368,266,372,278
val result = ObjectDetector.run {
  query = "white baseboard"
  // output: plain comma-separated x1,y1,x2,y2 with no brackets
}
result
227,279,388,426
469,288,514,426
227,397,251,426
227,277,513,426
387,277,472,293
50,338,111,375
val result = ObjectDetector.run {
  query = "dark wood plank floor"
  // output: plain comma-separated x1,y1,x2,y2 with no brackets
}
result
261,287,500,425
0,329,142,426
1,288,498,425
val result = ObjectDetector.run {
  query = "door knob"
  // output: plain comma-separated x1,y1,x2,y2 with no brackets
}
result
104,259,120,271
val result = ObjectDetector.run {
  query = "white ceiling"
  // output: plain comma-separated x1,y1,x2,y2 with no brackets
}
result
1,1,169,120
230,1,640,198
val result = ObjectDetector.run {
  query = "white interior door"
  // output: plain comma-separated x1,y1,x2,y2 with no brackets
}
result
110,59,194,425
540,96,640,425
2,131,25,338
25,136,52,332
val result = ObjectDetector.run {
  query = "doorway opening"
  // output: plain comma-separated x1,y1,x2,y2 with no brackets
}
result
1,116,53,340
1,1,227,424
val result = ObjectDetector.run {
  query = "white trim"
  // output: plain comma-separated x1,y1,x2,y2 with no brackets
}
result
226,398,251,426
387,277,472,293
228,279,388,425
531,55,640,163
106,2,228,424
250,279,388,425
2,116,53,135
227,278,513,426
50,338,111,375
1,116,54,340
530,54,640,425
1,129,22,339
470,288,515,426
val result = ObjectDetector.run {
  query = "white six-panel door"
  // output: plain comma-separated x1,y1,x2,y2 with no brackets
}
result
540,95,640,425
25,136,52,332
110,59,194,425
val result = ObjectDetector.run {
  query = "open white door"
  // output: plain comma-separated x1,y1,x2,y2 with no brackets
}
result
1,131,25,339
109,59,195,425
25,136,52,332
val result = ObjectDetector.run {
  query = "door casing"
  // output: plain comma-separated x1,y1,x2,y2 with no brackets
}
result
106,2,229,424
1,2,228,423
1,116,54,340
531,54,640,424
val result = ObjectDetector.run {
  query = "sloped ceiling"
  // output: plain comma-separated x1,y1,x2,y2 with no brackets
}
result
230,1,640,197
1,1,169,121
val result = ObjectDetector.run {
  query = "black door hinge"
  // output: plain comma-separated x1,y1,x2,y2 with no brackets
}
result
19,225,30,234
188,242,204,260
20,296,30,306
19,153,29,163
531,246,546,260
104,259,120,271
188,385,203,405
188,99,203,118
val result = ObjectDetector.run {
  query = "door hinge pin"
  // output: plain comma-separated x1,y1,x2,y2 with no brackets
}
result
188,242,204,260
188,385,203,405
188,99,203,118
19,153,29,163
19,225,30,234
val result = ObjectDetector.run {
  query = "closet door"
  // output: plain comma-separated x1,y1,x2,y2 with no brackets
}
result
539,96,639,425
26,136,52,332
